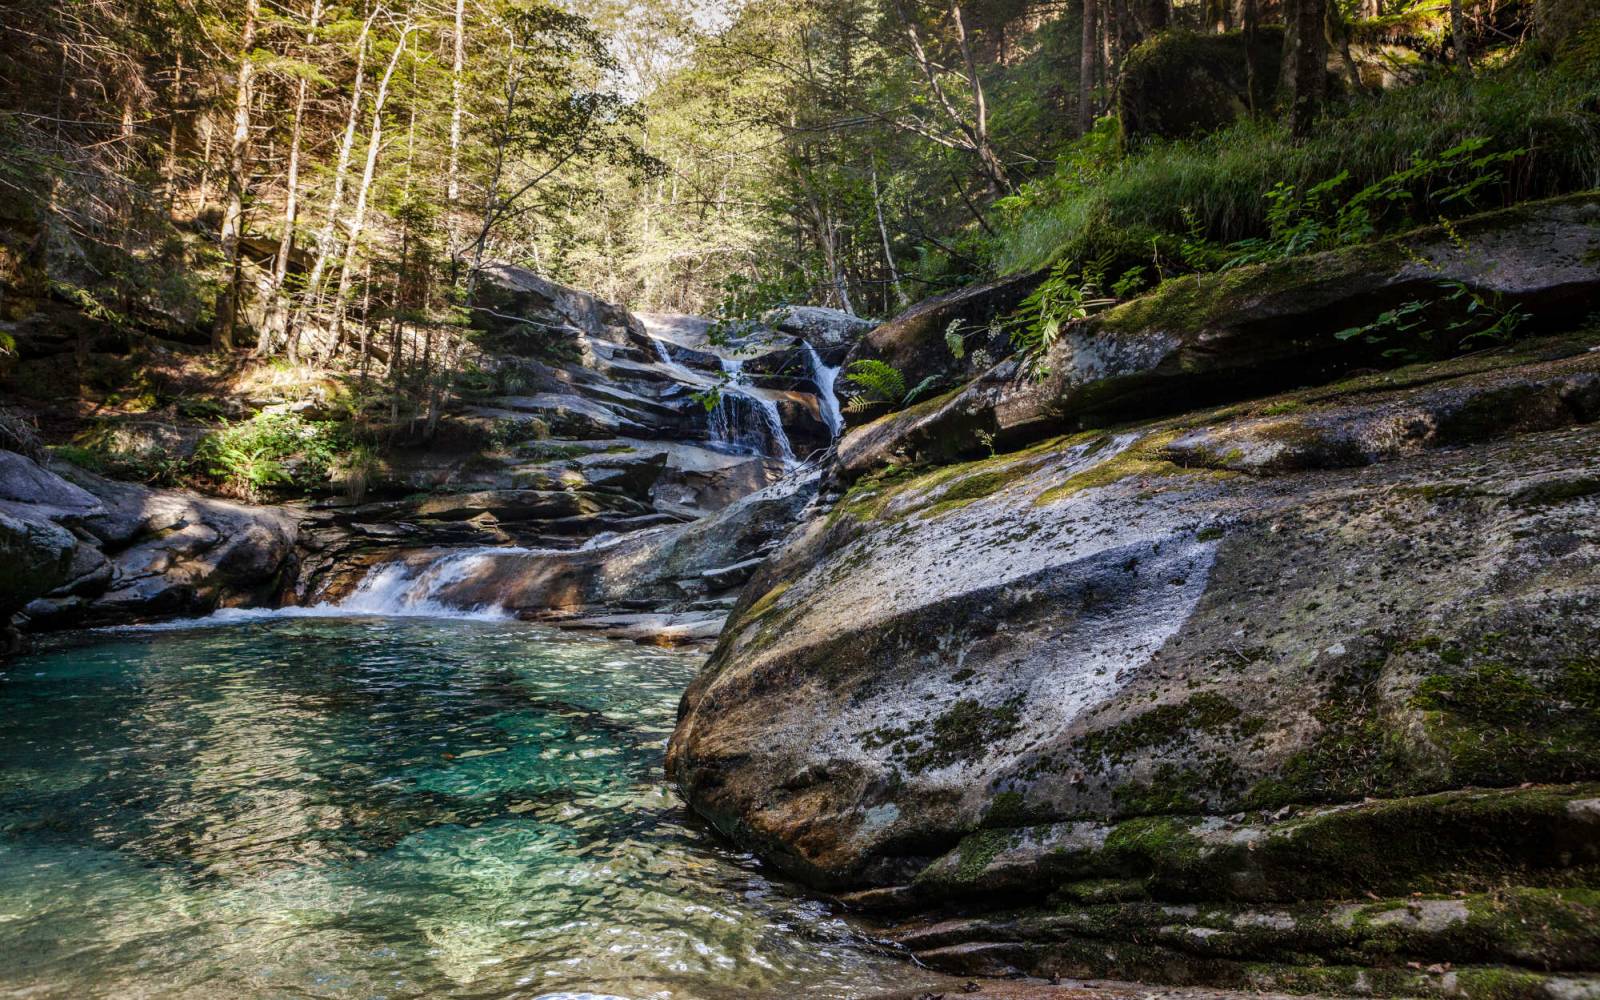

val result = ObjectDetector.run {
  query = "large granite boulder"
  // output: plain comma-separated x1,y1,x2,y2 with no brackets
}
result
1119,28,1284,140
0,452,301,633
668,324,1600,991
766,305,876,347
473,264,647,353
841,273,1039,428
0,508,77,623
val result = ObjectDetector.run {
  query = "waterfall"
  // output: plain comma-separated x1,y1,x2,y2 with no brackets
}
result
712,357,796,464
645,332,797,464
334,548,525,619
801,341,844,439
647,336,716,389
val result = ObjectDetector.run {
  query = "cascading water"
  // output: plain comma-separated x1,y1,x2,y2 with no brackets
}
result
334,547,524,619
711,357,796,464
647,332,798,464
801,341,845,439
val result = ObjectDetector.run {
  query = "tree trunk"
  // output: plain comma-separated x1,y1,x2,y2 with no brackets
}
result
1287,0,1329,138
871,164,907,310
329,21,411,358
1243,0,1259,113
1450,0,1472,68
447,0,466,265
213,0,261,352
948,2,1008,195
289,6,377,364
261,0,325,357
1080,0,1099,134
165,53,183,211
889,0,1009,192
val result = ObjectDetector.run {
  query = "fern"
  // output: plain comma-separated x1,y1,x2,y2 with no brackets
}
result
903,374,941,405
944,319,967,360
843,359,906,404
1008,259,1115,380
841,360,943,413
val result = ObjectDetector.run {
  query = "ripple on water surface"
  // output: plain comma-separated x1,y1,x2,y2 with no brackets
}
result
0,616,937,999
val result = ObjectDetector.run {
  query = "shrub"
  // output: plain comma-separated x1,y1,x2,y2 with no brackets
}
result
195,412,345,500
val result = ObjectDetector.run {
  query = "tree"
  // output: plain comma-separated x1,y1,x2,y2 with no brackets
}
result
214,0,262,351
260,0,326,356
1080,0,1099,134
1285,0,1329,138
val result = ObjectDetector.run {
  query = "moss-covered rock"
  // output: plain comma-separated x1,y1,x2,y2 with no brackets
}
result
835,194,1600,483
1119,28,1284,141
669,204,1600,993
840,271,1039,430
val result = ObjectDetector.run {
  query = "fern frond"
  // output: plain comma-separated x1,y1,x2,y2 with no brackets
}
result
902,374,941,406
843,359,906,404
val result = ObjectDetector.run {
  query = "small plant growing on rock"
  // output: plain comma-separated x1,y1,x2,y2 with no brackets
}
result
1008,258,1116,379
842,359,939,413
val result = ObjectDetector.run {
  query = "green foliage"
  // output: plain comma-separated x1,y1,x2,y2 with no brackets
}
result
1335,220,1530,359
843,359,906,408
994,55,1600,277
1222,139,1527,268
1008,258,1116,378
944,319,967,360
840,359,943,415
195,412,345,500
49,444,106,472
487,416,550,448
335,444,380,503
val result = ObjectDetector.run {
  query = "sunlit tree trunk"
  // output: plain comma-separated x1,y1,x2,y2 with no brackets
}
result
330,20,412,357
289,7,377,364
213,0,260,352
890,0,1010,192
447,0,466,266
164,53,183,211
261,0,325,357
872,163,906,310
948,3,1007,196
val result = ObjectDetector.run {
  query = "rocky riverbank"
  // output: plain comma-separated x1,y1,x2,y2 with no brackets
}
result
1,265,866,646
667,195,1600,997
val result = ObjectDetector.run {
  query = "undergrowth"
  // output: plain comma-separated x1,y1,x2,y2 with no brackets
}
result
993,54,1600,276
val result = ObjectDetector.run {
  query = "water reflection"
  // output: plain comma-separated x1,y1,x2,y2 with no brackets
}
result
0,617,937,999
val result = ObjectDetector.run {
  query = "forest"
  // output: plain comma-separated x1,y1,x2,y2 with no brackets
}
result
5,0,1596,464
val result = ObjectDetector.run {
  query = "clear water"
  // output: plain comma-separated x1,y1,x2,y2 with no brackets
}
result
0,617,936,1000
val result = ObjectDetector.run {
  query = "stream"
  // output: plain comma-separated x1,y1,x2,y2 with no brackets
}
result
0,615,944,999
